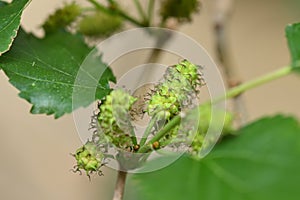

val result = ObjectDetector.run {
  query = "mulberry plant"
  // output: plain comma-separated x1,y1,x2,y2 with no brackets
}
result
1,1,300,200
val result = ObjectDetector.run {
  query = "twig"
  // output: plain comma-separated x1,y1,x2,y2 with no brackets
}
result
106,0,115,4
147,30,174,62
139,115,157,146
213,0,248,126
147,0,155,26
218,66,294,102
146,18,179,63
135,21,176,147
87,0,145,27
138,115,181,153
112,170,127,200
133,0,148,24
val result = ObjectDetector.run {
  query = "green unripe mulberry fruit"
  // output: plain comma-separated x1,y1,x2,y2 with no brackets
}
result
73,141,104,177
160,0,200,22
147,59,204,120
42,3,81,34
79,11,123,37
97,89,137,148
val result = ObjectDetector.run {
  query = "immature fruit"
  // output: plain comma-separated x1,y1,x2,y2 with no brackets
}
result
160,0,200,22
97,89,137,148
147,59,204,120
78,11,123,37
42,3,81,34
146,60,204,151
73,141,104,177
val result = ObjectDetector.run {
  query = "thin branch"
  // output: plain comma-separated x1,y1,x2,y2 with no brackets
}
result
219,66,294,102
106,0,115,4
147,0,155,26
213,0,248,126
138,116,181,153
146,21,176,62
87,0,145,27
133,0,148,24
139,115,157,146
112,170,127,200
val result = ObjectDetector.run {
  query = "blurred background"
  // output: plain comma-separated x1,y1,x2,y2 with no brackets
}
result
0,0,300,199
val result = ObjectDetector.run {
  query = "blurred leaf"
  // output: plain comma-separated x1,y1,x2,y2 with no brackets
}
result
0,30,115,118
286,22,300,72
0,1,7,6
0,0,30,56
131,115,300,200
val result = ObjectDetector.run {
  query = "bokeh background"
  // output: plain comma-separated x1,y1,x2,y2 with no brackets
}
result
0,0,300,199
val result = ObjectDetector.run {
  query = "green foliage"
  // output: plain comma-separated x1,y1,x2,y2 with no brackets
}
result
78,11,123,37
0,29,115,118
42,2,81,34
160,0,200,22
0,1,7,6
0,0,30,56
131,115,300,200
286,22,300,72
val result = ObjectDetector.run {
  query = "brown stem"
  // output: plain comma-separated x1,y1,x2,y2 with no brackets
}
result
133,21,177,103
112,170,127,200
214,0,248,126
147,19,178,62
147,35,172,63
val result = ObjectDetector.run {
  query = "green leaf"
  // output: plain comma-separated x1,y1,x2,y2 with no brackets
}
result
286,22,300,72
0,0,30,56
0,30,116,118
130,115,300,200
0,1,7,7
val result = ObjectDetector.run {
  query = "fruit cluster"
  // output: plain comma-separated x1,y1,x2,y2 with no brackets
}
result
42,3,81,34
147,59,204,120
79,11,123,37
72,60,234,177
160,0,200,22
97,89,137,149
73,141,104,178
